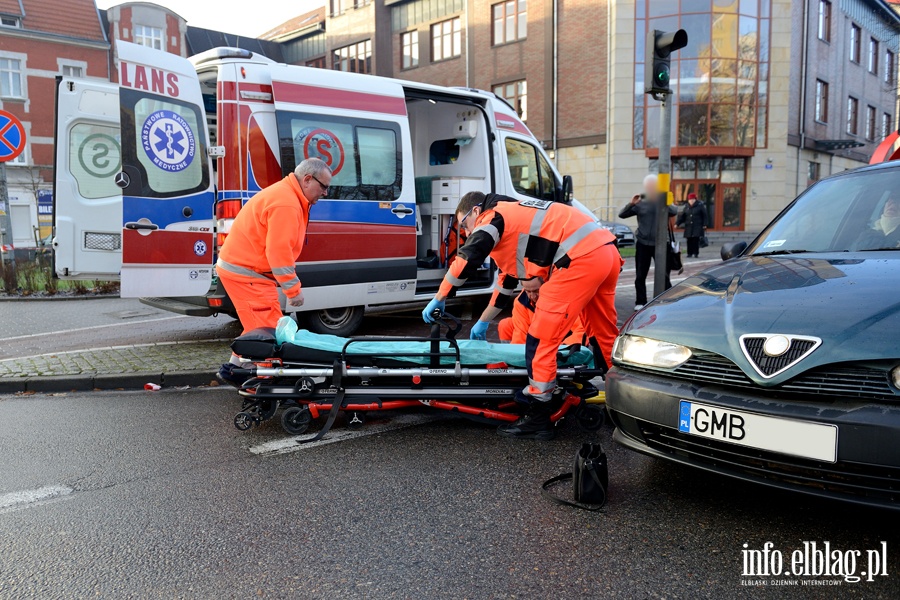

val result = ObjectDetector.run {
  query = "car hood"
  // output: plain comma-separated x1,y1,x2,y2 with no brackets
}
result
623,254,900,384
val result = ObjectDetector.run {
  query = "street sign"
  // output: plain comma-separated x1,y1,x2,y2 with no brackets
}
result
0,109,26,163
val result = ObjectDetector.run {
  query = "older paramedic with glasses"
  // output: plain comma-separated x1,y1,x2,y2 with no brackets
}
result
216,157,332,387
423,191,623,440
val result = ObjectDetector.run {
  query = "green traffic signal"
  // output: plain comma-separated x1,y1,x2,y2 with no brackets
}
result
644,29,687,95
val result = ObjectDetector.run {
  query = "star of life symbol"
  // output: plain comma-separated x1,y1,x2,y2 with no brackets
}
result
141,110,195,172
194,240,207,256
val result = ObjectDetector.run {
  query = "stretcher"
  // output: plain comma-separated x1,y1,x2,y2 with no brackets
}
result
229,311,607,440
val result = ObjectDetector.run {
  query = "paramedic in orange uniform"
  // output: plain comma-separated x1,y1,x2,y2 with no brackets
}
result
216,158,332,386
423,191,623,440
497,287,586,346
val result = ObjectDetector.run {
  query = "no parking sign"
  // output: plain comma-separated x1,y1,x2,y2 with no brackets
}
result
0,109,26,162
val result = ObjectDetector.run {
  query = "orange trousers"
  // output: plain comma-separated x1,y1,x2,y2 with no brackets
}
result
498,292,585,346
218,270,283,335
525,243,622,401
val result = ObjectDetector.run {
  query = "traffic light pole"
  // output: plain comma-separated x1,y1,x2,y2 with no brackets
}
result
654,94,672,298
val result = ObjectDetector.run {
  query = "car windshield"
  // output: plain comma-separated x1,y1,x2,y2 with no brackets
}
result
749,168,900,255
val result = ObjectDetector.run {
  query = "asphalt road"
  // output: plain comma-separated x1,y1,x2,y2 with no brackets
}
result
0,388,897,599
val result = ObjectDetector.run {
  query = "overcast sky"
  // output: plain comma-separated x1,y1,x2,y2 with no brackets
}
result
95,0,325,38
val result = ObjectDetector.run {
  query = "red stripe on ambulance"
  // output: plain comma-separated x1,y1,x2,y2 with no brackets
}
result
272,81,407,116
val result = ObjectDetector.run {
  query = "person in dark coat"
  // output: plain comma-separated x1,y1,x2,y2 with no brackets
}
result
676,193,707,258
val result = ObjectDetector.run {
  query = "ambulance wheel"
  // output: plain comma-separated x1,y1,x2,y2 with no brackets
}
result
304,306,364,337
347,411,366,430
575,403,606,432
234,412,254,431
281,406,312,435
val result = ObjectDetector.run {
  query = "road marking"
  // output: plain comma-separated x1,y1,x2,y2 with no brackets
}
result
0,315,188,343
0,485,73,513
248,413,441,457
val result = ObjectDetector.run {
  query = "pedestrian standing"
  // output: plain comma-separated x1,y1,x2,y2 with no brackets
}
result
676,192,707,258
618,174,677,311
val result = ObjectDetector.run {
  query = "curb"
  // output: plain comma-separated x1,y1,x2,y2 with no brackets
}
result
0,370,217,394
0,294,119,302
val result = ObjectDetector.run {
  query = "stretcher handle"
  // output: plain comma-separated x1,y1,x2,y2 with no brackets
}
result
430,310,462,341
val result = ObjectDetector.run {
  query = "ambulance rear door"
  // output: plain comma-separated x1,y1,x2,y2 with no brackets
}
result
53,77,123,280
115,41,215,297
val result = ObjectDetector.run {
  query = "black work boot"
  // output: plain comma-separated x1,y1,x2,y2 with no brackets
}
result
498,399,556,441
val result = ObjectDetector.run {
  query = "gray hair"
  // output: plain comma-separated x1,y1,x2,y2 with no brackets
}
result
294,157,332,180
643,174,658,186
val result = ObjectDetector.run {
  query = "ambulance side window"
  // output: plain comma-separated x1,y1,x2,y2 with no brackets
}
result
358,127,397,186
505,138,555,201
68,123,122,199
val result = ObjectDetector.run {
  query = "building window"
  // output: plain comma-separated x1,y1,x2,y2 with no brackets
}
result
401,31,419,69
847,97,858,135
431,17,461,62
305,57,326,69
332,39,372,74
0,15,20,28
0,58,22,98
62,65,83,78
868,38,878,74
815,80,828,123
866,105,876,140
493,80,527,122
133,25,164,50
885,50,894,85
850,23,860,63
493,0,527,45
808,161,820,183
817,1,830,42
331,0,352,15
882,112,892,140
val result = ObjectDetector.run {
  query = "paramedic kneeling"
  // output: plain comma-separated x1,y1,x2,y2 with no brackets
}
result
215,158,332,386
423,192,623,440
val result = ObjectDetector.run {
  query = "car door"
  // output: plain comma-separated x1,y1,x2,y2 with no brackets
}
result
53,77,123,280
115,41,215,297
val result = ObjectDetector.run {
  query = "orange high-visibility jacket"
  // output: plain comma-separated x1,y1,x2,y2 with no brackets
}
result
217,174,310,298
439,194,615,307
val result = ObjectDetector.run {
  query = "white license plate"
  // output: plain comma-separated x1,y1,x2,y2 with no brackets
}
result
678,400,838,463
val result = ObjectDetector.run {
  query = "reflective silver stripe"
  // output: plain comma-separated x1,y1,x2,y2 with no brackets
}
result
528,378,556,392
552,221,601,264
216,259,272,281
497,286,516,296
271,266,296,276
516,233,529,278
446,273,467,287
281,276,301,291
473,223,500,243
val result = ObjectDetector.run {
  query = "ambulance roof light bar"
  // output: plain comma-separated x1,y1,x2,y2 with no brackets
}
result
190,47,255,67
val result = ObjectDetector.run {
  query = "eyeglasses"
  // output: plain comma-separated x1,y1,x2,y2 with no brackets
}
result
459,206,476,232
311,175,330,193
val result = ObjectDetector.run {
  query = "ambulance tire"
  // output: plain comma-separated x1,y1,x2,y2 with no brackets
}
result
302,306,365,337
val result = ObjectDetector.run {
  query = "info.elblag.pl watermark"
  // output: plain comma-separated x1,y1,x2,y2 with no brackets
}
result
741,541,889,586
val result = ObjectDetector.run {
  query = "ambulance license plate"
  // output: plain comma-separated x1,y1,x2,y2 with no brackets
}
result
677,400,837,463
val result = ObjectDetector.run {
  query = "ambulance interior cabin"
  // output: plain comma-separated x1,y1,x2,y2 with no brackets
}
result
406,94,493,293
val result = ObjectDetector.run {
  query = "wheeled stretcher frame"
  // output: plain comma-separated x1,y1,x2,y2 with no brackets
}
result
230,312,607,440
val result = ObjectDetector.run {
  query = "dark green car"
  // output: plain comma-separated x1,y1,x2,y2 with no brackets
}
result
606,161,900,509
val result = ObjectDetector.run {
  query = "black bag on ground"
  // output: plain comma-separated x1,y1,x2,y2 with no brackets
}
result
541,442,608,511
699,232,710,248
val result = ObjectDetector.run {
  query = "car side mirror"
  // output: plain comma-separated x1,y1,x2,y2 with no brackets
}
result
558,175,574,204
721,241,748,261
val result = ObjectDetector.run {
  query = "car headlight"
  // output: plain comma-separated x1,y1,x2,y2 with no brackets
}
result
892,366,900,389
613,335,692,369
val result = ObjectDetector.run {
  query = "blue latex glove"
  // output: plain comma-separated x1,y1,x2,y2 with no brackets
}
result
470,320,490,340
422,297,445,323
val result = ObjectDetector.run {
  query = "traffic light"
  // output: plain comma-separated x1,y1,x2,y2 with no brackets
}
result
644,29,688,95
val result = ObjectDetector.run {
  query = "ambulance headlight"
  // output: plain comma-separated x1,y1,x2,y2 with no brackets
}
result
613,335,692,369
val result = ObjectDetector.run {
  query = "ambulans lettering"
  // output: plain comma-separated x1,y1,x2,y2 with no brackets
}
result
295,127,345,175
120,62,180,97
141,110,195,172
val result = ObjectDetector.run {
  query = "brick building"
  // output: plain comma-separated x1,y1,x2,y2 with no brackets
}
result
0,0,109,248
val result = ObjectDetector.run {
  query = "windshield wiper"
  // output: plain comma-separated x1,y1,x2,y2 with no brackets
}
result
751,249,812,256
857,247,900,252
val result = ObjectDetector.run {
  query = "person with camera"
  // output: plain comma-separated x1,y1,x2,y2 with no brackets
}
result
618,174,677,311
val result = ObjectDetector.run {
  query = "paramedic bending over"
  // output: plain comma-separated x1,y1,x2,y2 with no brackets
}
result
215,158,332,387
423,191,623,440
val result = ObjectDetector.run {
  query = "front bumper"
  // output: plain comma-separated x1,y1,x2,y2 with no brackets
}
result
605,367,900,509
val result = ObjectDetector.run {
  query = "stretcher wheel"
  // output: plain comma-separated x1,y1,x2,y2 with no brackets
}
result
234,412,254,431
281,406,312,435
575,403,606,432
347,411,365,430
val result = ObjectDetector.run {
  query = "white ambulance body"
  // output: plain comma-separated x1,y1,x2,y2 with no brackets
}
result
53,42,578,335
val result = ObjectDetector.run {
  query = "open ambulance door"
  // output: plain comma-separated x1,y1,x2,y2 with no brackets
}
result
114,41,215,297
53,78,123,280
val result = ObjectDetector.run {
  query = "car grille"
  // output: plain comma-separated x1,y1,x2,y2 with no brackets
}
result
635,354,899,402
741,336,817,377
638,420,900,505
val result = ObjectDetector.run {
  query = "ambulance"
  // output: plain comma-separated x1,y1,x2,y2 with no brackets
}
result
53,42,580,336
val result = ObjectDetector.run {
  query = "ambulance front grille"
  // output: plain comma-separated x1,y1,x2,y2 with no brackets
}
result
84,232,121,251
